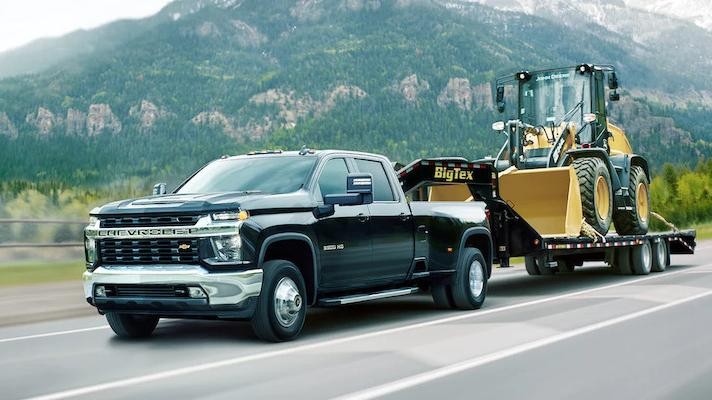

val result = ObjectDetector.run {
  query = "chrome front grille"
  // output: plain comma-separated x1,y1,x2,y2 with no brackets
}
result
100,214,202,228
99,239,199,264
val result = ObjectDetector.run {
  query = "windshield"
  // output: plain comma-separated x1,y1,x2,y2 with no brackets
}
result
519,69,591,128
177,156,317,194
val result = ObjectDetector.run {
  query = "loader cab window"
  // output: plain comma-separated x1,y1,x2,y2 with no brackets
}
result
519,68,592,142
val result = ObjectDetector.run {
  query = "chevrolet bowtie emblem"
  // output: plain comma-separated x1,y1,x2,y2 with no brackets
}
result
178,243,191,250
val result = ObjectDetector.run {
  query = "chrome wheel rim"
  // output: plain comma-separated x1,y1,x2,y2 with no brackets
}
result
642,242,652,271
274,277,302,328
468,260,485,298
656,241,666,265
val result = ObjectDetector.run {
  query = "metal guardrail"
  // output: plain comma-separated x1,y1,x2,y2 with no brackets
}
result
0,219,87,225
0,219,87,249
0,243,83,248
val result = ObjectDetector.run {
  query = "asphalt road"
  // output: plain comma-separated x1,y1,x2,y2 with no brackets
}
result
1,245,711,400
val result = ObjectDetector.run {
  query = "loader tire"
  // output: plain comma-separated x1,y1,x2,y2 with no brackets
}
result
574,157,613,235
613,166,650,235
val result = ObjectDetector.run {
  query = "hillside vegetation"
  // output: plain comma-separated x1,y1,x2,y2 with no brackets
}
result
0,0,710,229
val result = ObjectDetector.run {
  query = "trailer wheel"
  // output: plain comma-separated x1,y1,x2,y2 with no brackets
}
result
651,239,669,273
556,259,575,273
631,240,652,275
105,313,159,339
524,256,540,276
574,157,613,235
450,248,488,309
614,166,650,235
251,260,307,342
612,248,632,275
525,255,555,275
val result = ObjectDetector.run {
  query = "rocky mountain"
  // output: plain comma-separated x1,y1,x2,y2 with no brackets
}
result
626,0,712,31
0,0,710,187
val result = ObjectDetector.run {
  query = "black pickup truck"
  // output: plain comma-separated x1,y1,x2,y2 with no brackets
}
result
83,149,493,341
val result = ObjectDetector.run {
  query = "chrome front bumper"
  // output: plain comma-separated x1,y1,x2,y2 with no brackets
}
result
83,265,262,306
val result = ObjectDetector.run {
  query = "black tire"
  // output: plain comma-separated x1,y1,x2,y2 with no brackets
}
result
651,239,669,273
612,248,632,275
613,166,650,235
573,157,613,235
105,313,159,339
524,256,540,276
251,260,307,342
556,259,575,273
525,255,555,275
431,279,455,309
631,240,652,275
450,248,488,309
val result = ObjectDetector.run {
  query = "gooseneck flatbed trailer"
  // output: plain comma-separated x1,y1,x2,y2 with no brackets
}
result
398,158,696,275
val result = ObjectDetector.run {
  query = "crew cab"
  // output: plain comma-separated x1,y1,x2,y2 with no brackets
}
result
83,149,493,341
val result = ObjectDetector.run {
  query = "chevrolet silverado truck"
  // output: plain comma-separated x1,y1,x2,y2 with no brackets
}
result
83,149,493,342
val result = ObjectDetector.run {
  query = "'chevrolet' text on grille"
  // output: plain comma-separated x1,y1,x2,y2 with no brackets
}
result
97,228,200,237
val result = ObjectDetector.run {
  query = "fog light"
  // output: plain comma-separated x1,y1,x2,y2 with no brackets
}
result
95,285,106,297
188,287,207,299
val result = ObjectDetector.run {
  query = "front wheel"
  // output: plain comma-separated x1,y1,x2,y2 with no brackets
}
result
105,313,159,338
574,157,613,235
251,260,307,342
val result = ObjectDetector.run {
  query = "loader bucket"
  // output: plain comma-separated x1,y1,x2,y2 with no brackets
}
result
428,184,473,202
498,166,583,237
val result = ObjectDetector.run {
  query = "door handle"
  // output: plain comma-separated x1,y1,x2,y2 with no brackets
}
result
399,212,410,221
358,213,369,223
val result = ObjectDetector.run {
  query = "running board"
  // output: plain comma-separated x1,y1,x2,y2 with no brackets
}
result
318,287,419,306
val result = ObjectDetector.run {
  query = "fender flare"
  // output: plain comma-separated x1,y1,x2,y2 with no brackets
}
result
609,153,650,190
458,227,493,278
258,232,319,305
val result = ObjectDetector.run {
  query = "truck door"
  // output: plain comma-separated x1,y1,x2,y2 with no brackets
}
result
353,158,414,283
314,157,373,290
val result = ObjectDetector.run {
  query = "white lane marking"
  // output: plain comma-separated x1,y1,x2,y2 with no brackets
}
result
21,265,710,400
0,326,108,344
335,288,712,400
0,266,670,345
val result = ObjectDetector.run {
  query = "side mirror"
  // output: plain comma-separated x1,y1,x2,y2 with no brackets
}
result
608,72,619,90
496,86,505,113
153,183,167,195
609,90,620,102
324,173,373,206
492,121,505,132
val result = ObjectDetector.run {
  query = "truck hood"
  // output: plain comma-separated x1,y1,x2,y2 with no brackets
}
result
92,190,316,216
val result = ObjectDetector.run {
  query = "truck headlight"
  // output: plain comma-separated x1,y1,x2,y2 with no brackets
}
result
85,237,97,263
211,211,250,221
211,235,242,261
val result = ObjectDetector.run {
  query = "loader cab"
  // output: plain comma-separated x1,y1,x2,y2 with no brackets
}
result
493,64,619,171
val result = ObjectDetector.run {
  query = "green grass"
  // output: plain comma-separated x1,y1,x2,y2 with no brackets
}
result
0,260,85,287
693,222,712,240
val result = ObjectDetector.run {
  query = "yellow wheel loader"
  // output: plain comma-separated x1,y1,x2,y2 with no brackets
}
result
398,66,694,276
487,64,650,238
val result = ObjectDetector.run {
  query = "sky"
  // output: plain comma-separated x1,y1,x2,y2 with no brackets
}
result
0,0,173,53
